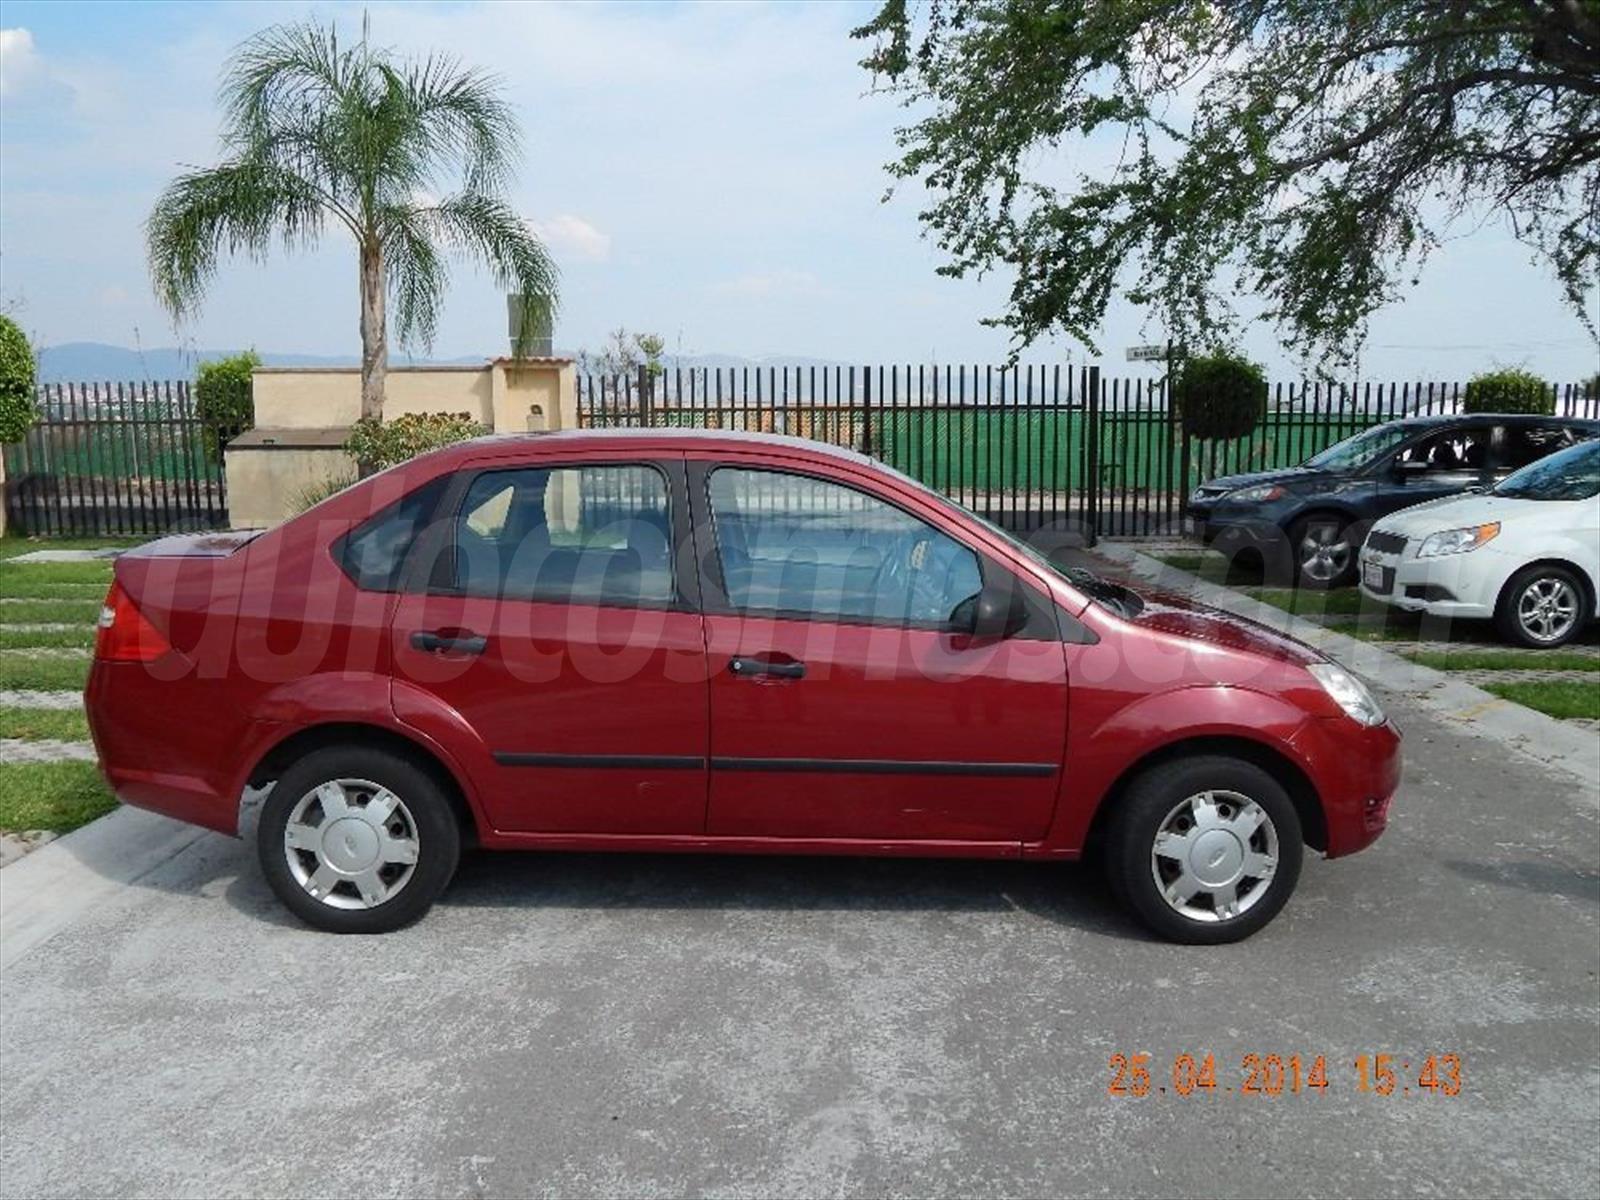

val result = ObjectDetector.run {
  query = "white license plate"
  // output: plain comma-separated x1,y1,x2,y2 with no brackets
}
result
1363,560,1385,590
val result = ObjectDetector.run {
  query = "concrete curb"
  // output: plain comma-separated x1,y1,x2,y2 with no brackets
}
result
1097,542,1600,798
0,805,213,970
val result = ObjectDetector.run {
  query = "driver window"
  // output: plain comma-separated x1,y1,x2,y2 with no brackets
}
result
1395,427,1490,473
707,467,982,625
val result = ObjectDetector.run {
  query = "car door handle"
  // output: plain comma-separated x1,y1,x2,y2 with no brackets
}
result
411,629,487,655
728,655,806,680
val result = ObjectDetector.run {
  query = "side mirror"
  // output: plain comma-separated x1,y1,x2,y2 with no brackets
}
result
949,582,1029,642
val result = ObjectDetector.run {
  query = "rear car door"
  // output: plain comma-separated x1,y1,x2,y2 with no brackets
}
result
388,452,709,835
691,454,1069,844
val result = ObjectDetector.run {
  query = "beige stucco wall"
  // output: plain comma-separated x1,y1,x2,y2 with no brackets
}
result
224,442,358,529
230,359,577,529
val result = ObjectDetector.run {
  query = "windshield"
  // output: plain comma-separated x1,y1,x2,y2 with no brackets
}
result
1303,423,1412,471
880,460,1145,617
1493,438,1600,501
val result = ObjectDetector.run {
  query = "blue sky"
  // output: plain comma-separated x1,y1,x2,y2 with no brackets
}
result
1,0,1596,380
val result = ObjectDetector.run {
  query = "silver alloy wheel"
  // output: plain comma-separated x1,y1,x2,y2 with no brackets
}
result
1516,576,1580,644
1149,790,1280,923
283,778,420,910
1299,523,1350,583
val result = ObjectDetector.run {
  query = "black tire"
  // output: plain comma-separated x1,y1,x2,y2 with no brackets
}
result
1290,514,1362,590
1105,755,1304,945
257,745,461,934
1494,563,1589,649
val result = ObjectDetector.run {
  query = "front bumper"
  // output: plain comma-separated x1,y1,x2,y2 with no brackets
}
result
1357,545,1499,620
1289,714,1402,858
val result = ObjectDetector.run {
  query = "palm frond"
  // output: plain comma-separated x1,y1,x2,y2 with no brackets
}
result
380,204,448,349
414,193,560,352
146,158,324,317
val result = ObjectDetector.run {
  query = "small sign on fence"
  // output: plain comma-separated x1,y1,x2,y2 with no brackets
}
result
1125,344,1168,362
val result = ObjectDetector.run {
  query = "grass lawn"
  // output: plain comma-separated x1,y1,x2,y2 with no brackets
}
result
0,627,96,650
0,561,115,589
0,654,90,691
1404,649,1600,672
0,760,115,832
0,599,105,623
0,705,91,741
1243,586,1370,618
1482,679,1600,721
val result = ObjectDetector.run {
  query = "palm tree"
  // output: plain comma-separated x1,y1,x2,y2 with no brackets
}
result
147,18,558,423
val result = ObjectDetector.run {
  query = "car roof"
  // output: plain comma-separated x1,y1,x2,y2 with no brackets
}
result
447,425,879,465
1385,412,1600,429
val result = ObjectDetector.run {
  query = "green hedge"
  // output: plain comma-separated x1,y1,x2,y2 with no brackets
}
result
1462,368,1552,415
344,411,487,472
0,314,38,445
195,350,260,460
1175,350,1266,440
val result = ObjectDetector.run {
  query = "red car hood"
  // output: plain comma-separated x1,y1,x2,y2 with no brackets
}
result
1125,586,1323,667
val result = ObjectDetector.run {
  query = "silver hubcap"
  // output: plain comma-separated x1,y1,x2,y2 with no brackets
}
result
1150,790,1280,923
1516,577,1578,643
1299,525,1350,582
283,779,420,910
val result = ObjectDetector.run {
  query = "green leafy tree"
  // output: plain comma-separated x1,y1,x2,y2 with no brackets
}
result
147,18,560,425
194,349,261,461
855,2,1600,362
577,327,667,379
1462,367,1553,415
0,314,38,445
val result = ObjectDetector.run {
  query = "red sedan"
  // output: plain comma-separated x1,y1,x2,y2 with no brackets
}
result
85,430,1400,942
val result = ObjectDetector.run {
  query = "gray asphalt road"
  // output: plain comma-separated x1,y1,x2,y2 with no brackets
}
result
2,685,1597,1200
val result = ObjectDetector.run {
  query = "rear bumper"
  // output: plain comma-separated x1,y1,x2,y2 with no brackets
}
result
1290,715,1402,857
85,660,270,837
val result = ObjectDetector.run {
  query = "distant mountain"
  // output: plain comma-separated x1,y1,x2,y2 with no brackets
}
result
34,342,846,383
34,342,482,384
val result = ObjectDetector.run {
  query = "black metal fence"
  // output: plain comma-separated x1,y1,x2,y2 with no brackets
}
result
580,367,1600,538
3,382,228,536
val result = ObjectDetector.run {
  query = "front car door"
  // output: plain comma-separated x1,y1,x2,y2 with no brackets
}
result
690,452,1070,844
388,451,709,836
1377,423,1495,514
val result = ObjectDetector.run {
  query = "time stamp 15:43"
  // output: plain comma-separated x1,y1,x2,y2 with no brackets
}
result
1108,1053,1464,1098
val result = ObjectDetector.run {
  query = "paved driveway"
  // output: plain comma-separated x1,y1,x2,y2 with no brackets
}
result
2,684,1597,1200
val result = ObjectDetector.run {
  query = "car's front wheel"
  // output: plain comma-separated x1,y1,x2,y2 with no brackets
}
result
1291,515,1361,589
1495,564,1588,649
257,745,462,933
1106,756,1304,944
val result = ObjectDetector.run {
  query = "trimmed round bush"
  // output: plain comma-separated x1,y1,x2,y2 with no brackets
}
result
1175,350,1266,440
0,314,39,445
195,350,261,460
343,411,487,472
1462,368,1552,415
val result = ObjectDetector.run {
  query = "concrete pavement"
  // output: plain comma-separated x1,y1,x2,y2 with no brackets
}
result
1,685,1597,1199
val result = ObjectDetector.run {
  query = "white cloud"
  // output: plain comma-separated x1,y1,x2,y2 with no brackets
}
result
0,28,40,96
530,213,611,263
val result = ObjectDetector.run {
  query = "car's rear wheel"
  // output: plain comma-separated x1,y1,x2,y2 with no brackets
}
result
1106,756,1304,944
1291,515,1361,589
257,745,461,934
1495,564,1587,649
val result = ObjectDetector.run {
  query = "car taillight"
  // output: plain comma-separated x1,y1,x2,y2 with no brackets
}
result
95,581,172,663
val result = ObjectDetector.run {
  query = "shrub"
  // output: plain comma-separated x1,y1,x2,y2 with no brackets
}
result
290,473,358,514
195,350,260,460
0,314,39,445
1174,350,1267,440
1461,368,1552,415
343,411,487,472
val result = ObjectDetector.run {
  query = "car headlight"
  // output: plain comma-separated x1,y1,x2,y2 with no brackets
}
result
1416,522,1500,558
1225,483,1286,503
1307,662,1386,727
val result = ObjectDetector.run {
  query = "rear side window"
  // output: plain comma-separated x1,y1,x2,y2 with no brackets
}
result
1498,424,1577,471
450,464,675,607
337,475,450,591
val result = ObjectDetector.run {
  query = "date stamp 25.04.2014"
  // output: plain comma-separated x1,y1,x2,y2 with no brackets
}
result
1107,1052,1464,1098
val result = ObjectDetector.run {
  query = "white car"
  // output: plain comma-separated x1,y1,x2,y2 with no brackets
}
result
1358,437,1600,647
